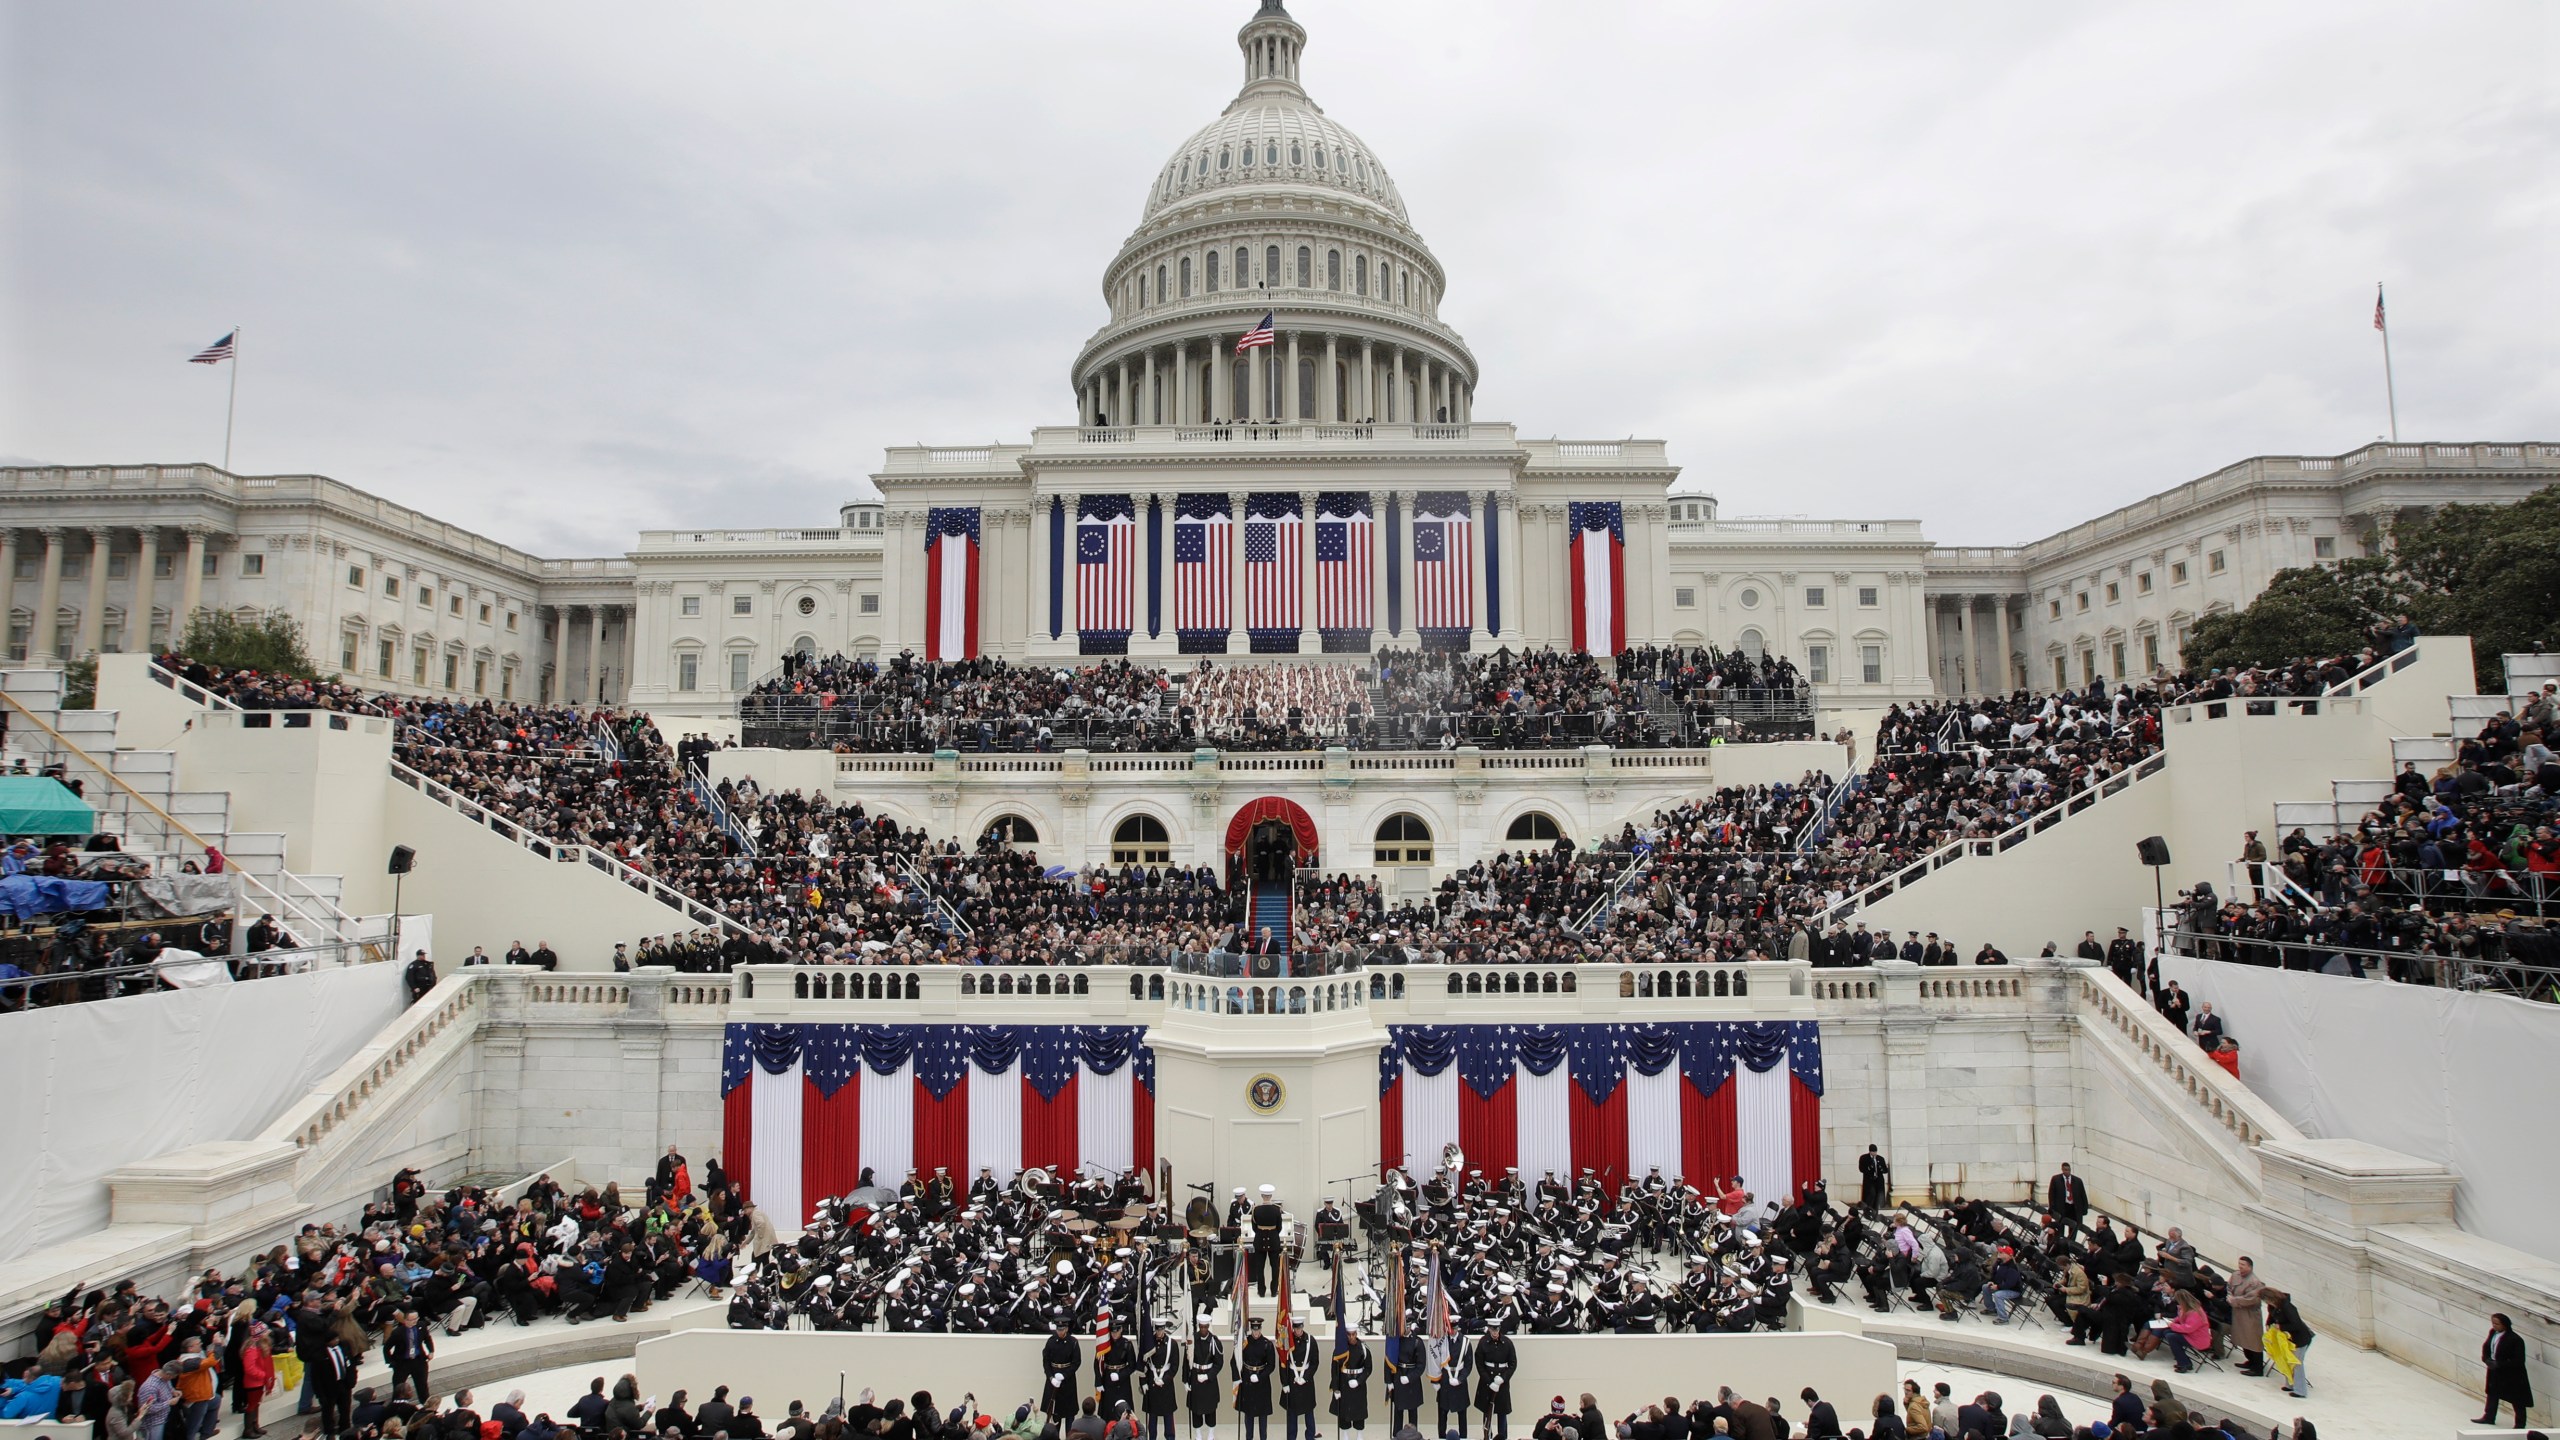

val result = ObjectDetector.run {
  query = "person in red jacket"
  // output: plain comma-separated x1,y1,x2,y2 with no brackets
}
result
2207,1038,2241,1080
238,1327,276,1439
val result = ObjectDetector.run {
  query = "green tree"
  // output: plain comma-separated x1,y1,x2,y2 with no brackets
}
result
173,607,319,679
61,656,97,710
2180,558,2401,674
2385,486,2560,688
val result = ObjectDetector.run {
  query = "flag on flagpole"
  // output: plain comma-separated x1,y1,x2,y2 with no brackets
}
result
1236,313,1277,353
2373,284,2387,332
189,331,237,364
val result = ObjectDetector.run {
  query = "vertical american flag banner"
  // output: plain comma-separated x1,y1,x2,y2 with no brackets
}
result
1375,1022,1822,1214
1314,492,1375,652
1076,495,1138,653
923,507,981,661
1567,501,1626,657
1172,493,1233,653
1244,492,1304,653
1410,491,1474,650
722,1022,1156,1232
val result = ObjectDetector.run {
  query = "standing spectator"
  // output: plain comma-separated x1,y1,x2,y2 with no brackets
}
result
2477,1313,2532,1429
2241,831,2270,901
238,1326,275,1439
384,1310,433,1399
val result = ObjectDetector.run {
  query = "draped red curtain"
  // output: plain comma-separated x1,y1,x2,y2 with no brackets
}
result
1457,1079,1517,1178
1134,1077,1156,1179
722,1085,755,1204
1790,1074,1824,1201
802,1078,862,1223
1378,1075,1404,1176
913,1075,971,1181
1022,1074,1080,1177
1568,1082,1627,1193
1681,1076,1738,1190
1222,795,1320,859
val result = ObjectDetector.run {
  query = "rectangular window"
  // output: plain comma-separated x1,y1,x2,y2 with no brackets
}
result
450,596,463,616
419,588,434,608
500,668,514,700
2313,536,2336,559
2138,572,2153,594
108,556,129,580
2104,582,2118,604
342,635,358,671
2208,550,2226,573
729,651,750,691
155,555,175,578
412,648,428,685
7,621,25,662
61,556,83,581
681,595,702,617
2081,651,2098,684
1857,586,1878,608
859,593,880,615
443,653,459,689
2143,633,2160,671
201,553,217,576
2054,656,2068,688
241,554,264,577
2110,641,2126,677
379,640,395,675
479,603,492,623
385,577,400,598
2049,600,2061,619
348,565,365,588
732,594,752,616
1860,644,1882,684
2171,561,2189,584
678,653,699,691
1804,586,1825,608
1674,587,1696,609
1807,644,1830,684
2075,592,2089,612
506,611,519,631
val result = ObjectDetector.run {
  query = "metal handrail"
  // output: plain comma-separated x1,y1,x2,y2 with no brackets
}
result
893,851,975,939
1567,848,1653,936
689,762,758,858
2323,643,2421,698
1792,772,1859,852
388,758,755,939
2163,924,2560,1001
0,688,365,945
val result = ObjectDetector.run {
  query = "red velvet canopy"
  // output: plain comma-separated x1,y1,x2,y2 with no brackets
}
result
1224,795,1319,862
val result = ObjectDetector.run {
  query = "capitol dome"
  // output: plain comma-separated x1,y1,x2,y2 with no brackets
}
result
1069,0,1476,428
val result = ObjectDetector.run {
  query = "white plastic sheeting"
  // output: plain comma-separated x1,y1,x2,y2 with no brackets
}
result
0,962,404,1265
2161,956,2560,1264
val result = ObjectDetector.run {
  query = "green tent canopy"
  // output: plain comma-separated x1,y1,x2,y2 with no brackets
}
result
0,775,98,837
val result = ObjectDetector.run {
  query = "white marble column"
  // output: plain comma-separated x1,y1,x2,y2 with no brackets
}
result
1360,341,1376,423
1389,348,1405,423
1144,350,1158,426
0,531,17,660
1495,493,1524,644
133,528,159,652
1024,505,1051,645
1468,492,1490,650
1298,491,1319,654
1419,357,1436,424
1374,492,1396,642
39,527,75,662
1968,597,1992,695
1284,333,1301,421
1229,499,1249,653
1996,597,2016,693
77,528,110,658
1322,336,1339,423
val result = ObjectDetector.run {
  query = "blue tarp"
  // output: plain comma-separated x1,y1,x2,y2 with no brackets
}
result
0,873,113,918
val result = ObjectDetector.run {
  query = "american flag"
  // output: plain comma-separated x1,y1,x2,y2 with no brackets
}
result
189,331,236,364
1173,494,1232,637
1410,494,1473,634
1245,493,1303,640
2373,284,2387,333
1235,312,1276,353
1077,499,1137,639
1313,493,1374,636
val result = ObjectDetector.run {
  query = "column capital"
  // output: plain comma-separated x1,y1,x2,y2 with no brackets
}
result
36,525,65,541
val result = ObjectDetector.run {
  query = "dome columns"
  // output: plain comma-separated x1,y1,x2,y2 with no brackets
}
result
1077,324,1470,428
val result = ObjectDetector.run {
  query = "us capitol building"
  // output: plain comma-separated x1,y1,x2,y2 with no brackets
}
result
2,0,2550,711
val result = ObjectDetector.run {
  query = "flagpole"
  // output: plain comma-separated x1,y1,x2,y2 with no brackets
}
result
2376,284,2398,442
221,322,240,468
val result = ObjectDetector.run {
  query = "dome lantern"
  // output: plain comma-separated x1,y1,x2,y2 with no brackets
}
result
1237,0,1307,100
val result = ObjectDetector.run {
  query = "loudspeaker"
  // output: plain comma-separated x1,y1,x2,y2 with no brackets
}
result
2135,835,2172,867
388,844,416,875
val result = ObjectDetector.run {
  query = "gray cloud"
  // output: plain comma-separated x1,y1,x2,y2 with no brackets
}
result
4,0,2553,557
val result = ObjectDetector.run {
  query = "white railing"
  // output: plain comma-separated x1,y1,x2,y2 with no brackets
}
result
388,759,755,938
2324,643,2424,698
1819,751,2170,924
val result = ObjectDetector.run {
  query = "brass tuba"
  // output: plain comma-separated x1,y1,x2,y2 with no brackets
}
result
1441,1142,1465,1176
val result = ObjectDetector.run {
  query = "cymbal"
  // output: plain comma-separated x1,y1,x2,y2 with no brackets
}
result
1061,1219,1098,1233
1106,1218,1144,1231
1188,1228,1219,1240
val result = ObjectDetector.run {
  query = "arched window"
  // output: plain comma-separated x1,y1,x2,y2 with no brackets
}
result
1266,245,1280,285
1505,812,1565,846
1180,257,1193,298
1296,246,1311,288
1218,146,1231,171
1738,628,1766,661
1265,141,1278,166
1327,250,1341,291
1297,358,1316,418
1112,814,1172,865
983,814,1039,846
1399,269,1409,306
1290,141,1303,166
1241,141,1255,168
1138,272,1149,307
1373,813,1433,866
1314,144,1327,170
1180,160,1191,183
1354,255,1367,296
1205,250,1220,293
1157,264,1168,304
1234,248,1249,287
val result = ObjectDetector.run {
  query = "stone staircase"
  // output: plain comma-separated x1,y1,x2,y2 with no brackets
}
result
0,665,365,943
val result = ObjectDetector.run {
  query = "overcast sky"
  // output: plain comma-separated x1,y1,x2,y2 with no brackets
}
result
4,1,2554,558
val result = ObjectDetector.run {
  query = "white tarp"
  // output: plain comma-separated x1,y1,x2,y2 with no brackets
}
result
0,962,405,1264
2160,955,2560,1264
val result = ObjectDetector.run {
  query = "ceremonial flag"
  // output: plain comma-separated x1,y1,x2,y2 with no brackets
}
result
188,331,237,364
721,1022,1156,1232
1172,494,1233,647
1567,501,1626,657
2373,284,2387,332
1313,492,1374,644
1236,313,1276,353
1245,493,1303,649
924,508,981,661
1410,493,1473,642
1077,497,1138,650
1377,1021,1822,1216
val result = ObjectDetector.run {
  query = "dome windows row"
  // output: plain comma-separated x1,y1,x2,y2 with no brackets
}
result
1153,117,1394,215
1116,238,1431,320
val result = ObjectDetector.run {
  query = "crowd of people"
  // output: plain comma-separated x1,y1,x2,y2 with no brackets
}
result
735,648,1818,756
